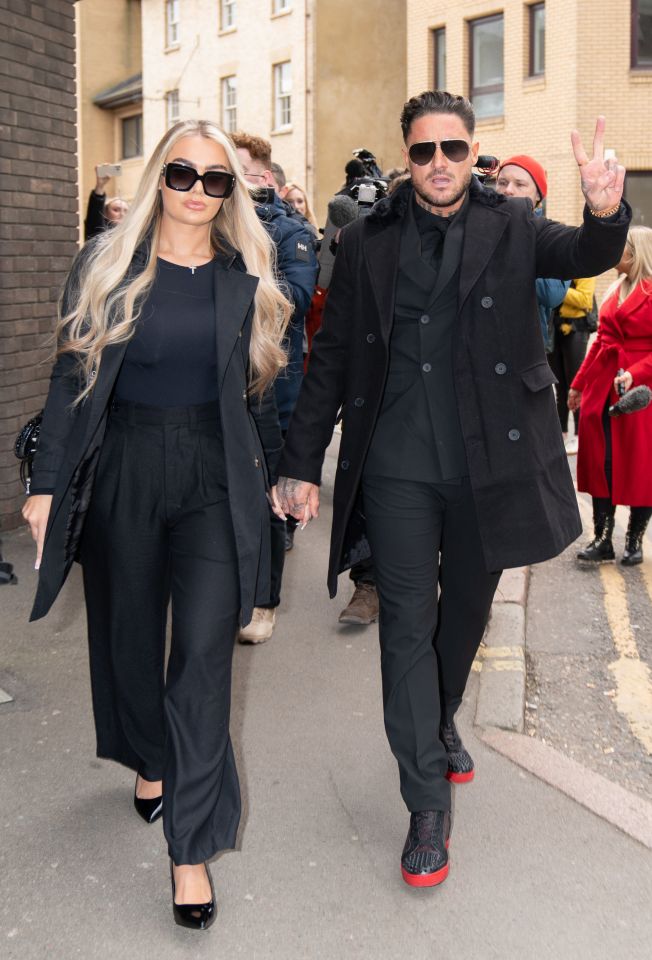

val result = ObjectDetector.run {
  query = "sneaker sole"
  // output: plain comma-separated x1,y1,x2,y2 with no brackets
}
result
338,614,379,625
576,557,615,566
401,856,450,888
446,769,474,784
238,633,273,644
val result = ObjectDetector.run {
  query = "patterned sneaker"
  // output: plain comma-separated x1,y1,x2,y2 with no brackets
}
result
441,720,475,784
401,810,451,887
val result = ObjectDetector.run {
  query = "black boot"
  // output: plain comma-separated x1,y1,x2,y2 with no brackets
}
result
401,810,451,887
577,498,616,563
440,720,474,784
621,507,652,566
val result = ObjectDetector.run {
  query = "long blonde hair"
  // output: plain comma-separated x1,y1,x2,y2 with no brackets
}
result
58,119,292,401
604,225,652,306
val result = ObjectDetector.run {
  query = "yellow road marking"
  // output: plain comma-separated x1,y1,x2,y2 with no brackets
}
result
599,564,652,754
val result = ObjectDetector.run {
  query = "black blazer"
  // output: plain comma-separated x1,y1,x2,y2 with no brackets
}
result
30,238,282,624
279,178,631,597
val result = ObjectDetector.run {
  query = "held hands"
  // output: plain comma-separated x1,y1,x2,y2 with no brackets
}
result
571,117,625,213
21,494,53,570
276,477,320,528
567,388,582,412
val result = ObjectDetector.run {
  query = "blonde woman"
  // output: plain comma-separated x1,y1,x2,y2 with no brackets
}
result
284,182,319,233
22,120,291,930
570,227,652,565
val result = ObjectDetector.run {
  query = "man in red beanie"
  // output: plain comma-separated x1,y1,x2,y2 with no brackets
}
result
496,154,548,208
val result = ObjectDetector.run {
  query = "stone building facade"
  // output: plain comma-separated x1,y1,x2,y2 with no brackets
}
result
0,0,78,532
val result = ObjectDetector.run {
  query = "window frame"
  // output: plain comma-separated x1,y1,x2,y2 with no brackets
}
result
528,2,545,77
272,0,292,13
468,13,505,120
631,0,652,69
273,60,292,131
433,27,446,90
624,170,652,225
166,89,180,128
221,75,237,134
120,113,143,160
166,0,180,48
221,0,237,31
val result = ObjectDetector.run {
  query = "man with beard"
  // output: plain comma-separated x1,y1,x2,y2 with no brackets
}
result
276,91,629,887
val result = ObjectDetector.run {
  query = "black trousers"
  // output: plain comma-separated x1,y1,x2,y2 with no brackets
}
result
80,401,241,865
263,428,296,609
362,475,501,812
549,328,589,433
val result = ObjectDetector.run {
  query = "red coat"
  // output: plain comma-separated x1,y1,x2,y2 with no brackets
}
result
572,281,652,505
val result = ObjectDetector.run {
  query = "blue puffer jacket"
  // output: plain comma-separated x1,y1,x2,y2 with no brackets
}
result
255,192,319,429
536,277,571,352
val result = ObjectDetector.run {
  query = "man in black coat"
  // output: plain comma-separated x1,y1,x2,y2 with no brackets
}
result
277,91,630,887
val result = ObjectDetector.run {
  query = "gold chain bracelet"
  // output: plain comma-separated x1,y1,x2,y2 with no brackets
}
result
588,203,621,219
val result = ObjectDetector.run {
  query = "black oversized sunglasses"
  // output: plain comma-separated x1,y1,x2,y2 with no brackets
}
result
162,162,236,198
408,139,471,165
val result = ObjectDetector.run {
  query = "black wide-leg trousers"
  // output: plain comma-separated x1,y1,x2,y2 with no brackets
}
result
80,401,241,865
362,475,501,813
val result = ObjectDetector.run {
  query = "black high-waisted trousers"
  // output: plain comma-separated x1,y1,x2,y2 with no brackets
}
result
80,400,241,865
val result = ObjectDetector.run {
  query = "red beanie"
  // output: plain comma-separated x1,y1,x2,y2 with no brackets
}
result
498,155,548,200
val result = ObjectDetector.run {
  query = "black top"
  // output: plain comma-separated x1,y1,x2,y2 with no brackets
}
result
114,258,219,407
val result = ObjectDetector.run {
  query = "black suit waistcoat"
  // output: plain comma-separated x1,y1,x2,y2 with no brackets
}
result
364,196,469,481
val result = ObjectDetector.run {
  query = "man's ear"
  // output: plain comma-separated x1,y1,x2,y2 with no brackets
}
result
263,170,277,189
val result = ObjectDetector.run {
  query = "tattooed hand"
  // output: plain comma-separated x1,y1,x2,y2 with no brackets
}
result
277,476,320,527
571,116,625,213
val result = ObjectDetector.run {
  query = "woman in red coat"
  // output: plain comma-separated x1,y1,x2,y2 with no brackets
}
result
569,226,652,564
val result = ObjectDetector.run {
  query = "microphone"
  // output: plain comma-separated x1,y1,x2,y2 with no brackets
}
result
608,385,652,417
327,194,358,229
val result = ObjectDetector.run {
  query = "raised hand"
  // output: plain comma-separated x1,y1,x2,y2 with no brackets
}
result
571,116,625,213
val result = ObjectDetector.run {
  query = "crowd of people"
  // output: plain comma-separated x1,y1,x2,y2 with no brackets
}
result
20,87,649,932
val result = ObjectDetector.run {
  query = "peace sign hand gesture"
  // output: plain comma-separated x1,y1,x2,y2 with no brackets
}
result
571,116,626,213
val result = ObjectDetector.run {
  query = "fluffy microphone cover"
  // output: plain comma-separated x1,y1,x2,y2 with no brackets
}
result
608,385,652,417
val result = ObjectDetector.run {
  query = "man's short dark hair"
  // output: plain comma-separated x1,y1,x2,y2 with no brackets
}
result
344,158,366,184
400,91,476,141
271,162,286,188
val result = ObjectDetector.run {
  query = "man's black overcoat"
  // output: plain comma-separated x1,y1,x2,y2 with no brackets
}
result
279,178,631,596
29,240,282,624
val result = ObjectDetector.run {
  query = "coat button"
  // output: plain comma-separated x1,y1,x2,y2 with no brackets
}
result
508,429,520,442
366,333,376,343
341,459,350,470
420,314,430,324
242,390,248,401
254,457,260,466
481,296,494,308
422,362,432,373
495,362,507,375
354,397,365,407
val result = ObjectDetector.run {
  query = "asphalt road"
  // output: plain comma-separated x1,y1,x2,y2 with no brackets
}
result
526,458,652,801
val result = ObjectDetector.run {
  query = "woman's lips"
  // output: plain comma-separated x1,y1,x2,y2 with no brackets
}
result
185,200,206,210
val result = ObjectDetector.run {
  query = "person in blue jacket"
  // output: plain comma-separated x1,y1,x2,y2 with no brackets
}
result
495,156,570,351
232,133,319,643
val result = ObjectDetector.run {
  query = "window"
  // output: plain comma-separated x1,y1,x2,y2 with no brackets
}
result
221,0,236,30
166,89,180,128
433,27,446,90
166,0,180,47
529,3,545,76
469,14,504,119
632,0,652,67
625,172,652,225
121,114,143,159
221,76,237,133
273,61,292,129
273,0,291,12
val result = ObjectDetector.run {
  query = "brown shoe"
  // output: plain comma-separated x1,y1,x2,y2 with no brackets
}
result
338,583,379,624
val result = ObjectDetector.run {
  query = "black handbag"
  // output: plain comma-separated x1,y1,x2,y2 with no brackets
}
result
15,410,43,494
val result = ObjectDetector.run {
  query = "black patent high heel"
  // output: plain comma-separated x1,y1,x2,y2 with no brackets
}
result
133,776,163,824
170,861,216,931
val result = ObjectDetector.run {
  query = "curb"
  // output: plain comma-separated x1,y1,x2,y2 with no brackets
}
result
474,567,529,732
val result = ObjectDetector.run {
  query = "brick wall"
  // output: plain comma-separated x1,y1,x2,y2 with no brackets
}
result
0,0,78,531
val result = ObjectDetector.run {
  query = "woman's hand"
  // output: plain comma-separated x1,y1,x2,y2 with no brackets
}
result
267,485,287,522
277,477,320,528
21,494,53,570
568,388,582,412
614,370,633,393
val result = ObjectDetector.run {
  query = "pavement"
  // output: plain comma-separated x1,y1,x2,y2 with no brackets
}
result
1,437,651,959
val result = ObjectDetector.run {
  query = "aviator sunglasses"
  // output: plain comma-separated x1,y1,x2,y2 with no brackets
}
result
408,139,471,165
162,162,236,198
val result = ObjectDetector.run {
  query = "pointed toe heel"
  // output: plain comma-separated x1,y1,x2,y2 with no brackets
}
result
133,785,163,824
